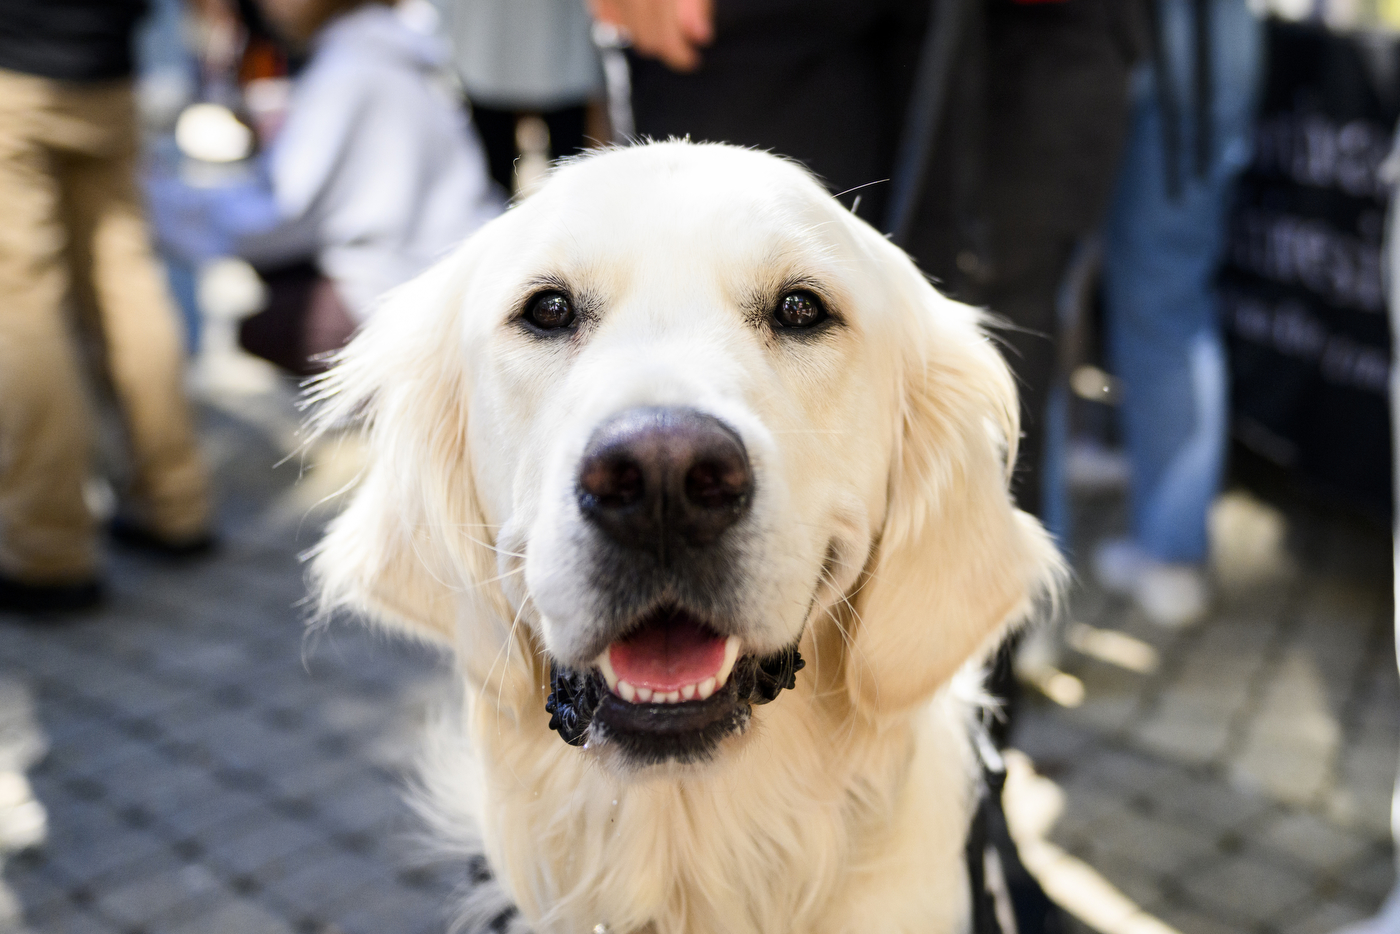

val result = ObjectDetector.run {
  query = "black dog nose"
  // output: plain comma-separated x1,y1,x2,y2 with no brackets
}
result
577,407,753,552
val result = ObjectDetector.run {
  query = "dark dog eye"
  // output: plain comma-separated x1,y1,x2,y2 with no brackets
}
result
525,291,575,331
774,290,827,329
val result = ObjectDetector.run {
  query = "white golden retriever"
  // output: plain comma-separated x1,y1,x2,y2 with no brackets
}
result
309,141,1062,934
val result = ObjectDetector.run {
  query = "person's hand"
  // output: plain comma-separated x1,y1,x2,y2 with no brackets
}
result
590,0,713,72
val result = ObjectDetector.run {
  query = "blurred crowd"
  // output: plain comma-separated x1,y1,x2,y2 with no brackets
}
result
1,0,1399,930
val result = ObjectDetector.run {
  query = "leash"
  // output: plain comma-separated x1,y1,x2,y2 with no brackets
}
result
885,0,973,246
965,731,1016,934
965,728,1067,934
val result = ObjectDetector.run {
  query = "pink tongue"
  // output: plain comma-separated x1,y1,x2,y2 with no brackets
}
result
609,614,726,692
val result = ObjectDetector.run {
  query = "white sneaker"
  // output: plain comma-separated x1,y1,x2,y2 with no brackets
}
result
1134,562,1208,628
1091,537,1208,628
1091,538,1147,595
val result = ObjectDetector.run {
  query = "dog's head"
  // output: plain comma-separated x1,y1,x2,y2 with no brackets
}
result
310,142,1061,772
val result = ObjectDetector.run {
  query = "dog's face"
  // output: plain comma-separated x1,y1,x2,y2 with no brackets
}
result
313,143,1059,773
475,147,902,765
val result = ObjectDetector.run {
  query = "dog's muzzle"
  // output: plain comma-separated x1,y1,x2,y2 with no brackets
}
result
545,643,804,762
547,406,801,763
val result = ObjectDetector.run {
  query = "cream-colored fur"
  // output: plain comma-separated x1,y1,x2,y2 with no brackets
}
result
308,142,1063,934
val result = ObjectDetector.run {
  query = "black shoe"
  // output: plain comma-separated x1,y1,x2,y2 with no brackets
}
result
0,573,104,615
109,517,217,559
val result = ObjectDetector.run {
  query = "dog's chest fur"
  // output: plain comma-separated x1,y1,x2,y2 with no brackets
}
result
440,678,977,934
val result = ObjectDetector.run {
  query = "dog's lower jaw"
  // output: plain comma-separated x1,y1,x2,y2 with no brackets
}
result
545,645,805,764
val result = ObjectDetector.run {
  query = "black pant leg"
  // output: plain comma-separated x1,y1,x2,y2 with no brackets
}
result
470,103,521,194
627,0,926,226
541,105,588,160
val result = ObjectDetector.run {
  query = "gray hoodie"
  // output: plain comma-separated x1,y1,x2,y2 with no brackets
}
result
253,1,502,320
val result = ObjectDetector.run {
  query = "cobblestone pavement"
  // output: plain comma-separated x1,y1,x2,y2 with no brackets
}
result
0,381,1396,934
1014,481,1398,934
0,388,457,934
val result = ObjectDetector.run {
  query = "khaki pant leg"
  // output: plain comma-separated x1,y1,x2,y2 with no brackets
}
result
0,72,98,582
58,83,210,539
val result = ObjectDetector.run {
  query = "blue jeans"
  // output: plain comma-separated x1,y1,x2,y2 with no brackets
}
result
1100,0,1262,564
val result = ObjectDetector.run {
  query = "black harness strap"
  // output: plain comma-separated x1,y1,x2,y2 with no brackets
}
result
965,781,1006,934
965,730,1067,934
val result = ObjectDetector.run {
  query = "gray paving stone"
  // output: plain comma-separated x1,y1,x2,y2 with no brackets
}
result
78,745,174,797
258,846,387,919
266,756,368,802
1087,859,1166,914
2,904,120,934
1060,661,1145,735
39,727,143,779
1077,746,1164,793
110,763,223,816
193,716,310,773
156,787,265,839
1344,852,1399,905
331,882,445,934
1256,810,1375,874
1144,770,1270,836
1178,853,1311,926
1009,707,1096,768
314,697,393,739
1150,902,1246,934
162,897,297,934
1231,648,1344,807
0,863,69,922
41,829,179,889
1079,809,1218,877
93,864,227,928
1047,786,1137,856
1332,737,1399,839
311,775,410,836
202,812,325,878
1134,695,1233,766
1279,898,1373,934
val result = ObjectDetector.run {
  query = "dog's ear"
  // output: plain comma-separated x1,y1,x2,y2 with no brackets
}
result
306,252,503,649
845,251,1065,716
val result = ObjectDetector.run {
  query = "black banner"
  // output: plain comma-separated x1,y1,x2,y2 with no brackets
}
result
1220,20,1394,518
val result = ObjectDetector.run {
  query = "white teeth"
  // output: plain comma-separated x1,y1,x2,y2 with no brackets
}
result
598,635,744,705
715,636,740,689
597,652,619,690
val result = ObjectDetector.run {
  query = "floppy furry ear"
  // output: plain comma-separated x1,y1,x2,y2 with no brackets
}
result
306,253,500,648
846,265,1065,716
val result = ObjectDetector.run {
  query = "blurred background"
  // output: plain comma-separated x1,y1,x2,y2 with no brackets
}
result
1,0,1399,932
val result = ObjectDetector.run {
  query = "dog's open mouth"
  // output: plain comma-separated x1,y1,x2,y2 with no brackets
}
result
545,606,804,763
599,609,739,703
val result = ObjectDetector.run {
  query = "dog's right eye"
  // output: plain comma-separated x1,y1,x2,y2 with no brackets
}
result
774,290,828,330
524,291,576,331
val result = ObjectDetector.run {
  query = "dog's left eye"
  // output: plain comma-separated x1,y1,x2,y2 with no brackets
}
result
524,291,576,331
774,290,827,329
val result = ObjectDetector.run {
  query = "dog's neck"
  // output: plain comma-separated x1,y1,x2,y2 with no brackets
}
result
450,628,979,934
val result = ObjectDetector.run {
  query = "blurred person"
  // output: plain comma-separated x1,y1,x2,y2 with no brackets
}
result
154,0,501,373
1091,0,1262,627
594,0,1143,526
0,0,214,614
443,0,605,194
